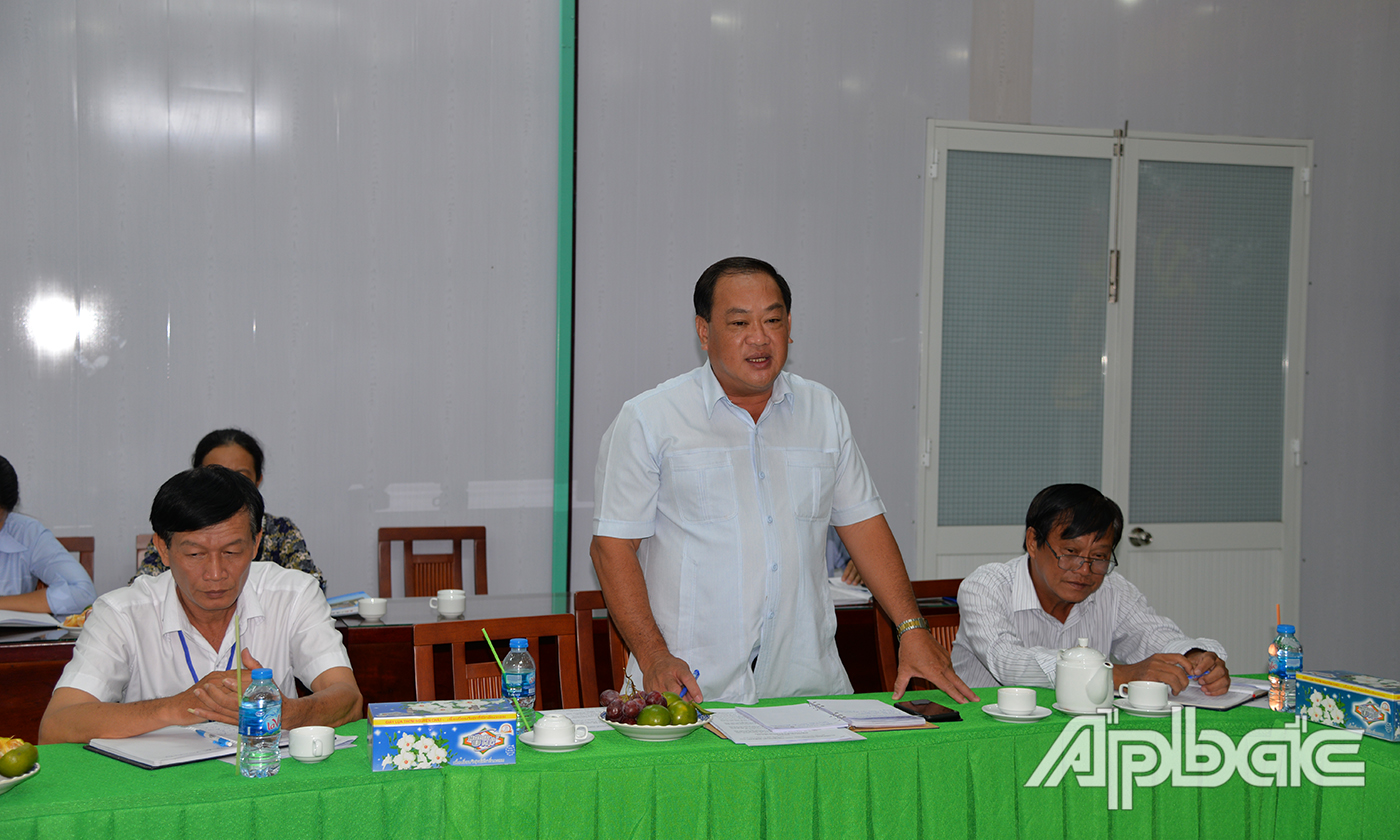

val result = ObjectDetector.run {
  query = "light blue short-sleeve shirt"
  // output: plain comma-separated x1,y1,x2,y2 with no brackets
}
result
0,512,96,616
594,363,885,703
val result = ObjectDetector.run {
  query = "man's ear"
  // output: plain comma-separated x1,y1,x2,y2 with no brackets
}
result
153,534,171,569
695,315,710,351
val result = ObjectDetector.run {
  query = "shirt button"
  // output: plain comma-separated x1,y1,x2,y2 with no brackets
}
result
770,564,778,571
758,471,766,480
766,515,773,524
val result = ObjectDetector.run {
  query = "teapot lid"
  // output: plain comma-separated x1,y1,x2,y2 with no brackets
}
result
1059,638,1107,664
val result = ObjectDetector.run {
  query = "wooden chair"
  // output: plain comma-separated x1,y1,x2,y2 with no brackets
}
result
874,579,963,693
574,589,630,702
57,536,94,579
412,614,580,708
377,526,487,598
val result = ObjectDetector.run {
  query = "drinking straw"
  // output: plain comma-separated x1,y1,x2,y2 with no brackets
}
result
1276,604,1281,626
482,628,533,731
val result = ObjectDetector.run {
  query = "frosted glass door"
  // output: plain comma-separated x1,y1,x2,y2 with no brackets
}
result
938,149,1111,525
1127,160,1293,523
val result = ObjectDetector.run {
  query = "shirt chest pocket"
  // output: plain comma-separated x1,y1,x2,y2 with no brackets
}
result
665,450,738,523
785,450,837,521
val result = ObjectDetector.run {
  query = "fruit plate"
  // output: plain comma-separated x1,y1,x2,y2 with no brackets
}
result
0,763,40,796
599,712,711,742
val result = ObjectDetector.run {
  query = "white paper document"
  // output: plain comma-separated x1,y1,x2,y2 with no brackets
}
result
0,609,60,629
1175,677,1270,711
708,710,866,746
806,698,919,729
555,707,615,732
737,703,850,732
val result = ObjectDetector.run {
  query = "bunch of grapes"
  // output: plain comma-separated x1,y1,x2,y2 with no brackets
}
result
601,687,669,724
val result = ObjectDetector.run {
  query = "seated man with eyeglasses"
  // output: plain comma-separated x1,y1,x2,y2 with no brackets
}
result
950,484,1231,696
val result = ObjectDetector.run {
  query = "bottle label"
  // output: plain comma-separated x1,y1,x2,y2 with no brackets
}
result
502,672,535,699
239,700,282,737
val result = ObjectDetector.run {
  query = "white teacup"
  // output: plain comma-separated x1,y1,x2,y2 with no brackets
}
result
532,713,589,747
357,597,388,619
1116,680,1169,710
289,725,336,764
429,589,466,618
997,686,1037,716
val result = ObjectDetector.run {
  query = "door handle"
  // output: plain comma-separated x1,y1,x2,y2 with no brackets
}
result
1128,527,1152,547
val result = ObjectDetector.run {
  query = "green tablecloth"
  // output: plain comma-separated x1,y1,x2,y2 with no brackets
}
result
3,689,1397,839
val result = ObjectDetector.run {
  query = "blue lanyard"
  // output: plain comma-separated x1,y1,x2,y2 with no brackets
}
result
177,629,238,685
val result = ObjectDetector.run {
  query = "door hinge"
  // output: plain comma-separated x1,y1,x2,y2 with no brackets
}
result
1292,438,1302,467
1108,249,1121,303
929,149,939,180
1301,167,1311,196
921,438,932,467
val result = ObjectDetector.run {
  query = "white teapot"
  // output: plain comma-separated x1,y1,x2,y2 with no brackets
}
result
1055,638,1114,713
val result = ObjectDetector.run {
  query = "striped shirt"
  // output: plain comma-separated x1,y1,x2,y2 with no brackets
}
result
950,555,1226,688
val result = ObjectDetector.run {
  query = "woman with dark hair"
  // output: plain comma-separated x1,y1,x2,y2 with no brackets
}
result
135,429,326,591
0,455,97,615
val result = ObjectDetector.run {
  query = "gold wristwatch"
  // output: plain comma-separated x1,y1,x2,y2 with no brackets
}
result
896,616,930,641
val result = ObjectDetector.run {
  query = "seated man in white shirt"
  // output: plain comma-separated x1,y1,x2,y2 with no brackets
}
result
38,467,362,744
950,483,1231,696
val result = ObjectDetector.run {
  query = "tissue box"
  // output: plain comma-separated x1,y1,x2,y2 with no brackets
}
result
369,699,518,770
1297,670,1400,742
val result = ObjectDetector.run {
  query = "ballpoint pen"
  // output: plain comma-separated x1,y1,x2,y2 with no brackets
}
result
193,729,236,748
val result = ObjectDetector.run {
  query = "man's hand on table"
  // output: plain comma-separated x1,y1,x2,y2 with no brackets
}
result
185,648,264,725
1114,650,1231,696
1183,649,1231,695
892,630,979,703
640,652,704,704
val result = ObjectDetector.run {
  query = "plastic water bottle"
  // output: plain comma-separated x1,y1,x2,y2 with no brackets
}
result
239,668,282,777
1267,624,1303,713
501,638,536,727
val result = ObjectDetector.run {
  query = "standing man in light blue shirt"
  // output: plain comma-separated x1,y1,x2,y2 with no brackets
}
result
591,257,978,705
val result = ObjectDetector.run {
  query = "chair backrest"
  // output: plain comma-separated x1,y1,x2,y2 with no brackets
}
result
377,526,487,598
412,614,580,708
874,578,963,693
57,536,94,579
573,589,630,702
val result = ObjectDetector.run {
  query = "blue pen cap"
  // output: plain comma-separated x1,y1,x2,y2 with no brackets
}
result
1276,624,1295,634
251,668,273,679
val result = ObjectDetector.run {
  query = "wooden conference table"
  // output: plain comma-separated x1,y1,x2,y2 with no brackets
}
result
0,592,934,742
1,687,1395,840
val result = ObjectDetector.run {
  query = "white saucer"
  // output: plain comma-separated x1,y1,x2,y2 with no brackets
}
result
1113,698,1180,718
983,703,1051,723
519,729,594,753
1052,702,1111,716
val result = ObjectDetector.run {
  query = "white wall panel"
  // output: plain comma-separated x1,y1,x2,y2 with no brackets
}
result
1,0,560,598
570,0,978,589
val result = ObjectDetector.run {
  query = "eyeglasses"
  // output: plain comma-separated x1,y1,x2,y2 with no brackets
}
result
1044,542,1117,576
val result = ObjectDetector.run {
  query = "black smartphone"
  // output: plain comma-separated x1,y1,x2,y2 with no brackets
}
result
894,699,962,722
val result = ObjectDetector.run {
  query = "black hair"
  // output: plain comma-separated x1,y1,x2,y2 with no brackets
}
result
1023,483,1124,552
192,428,265,482
693,256,793,321
0,456,17,512
150,466,265,546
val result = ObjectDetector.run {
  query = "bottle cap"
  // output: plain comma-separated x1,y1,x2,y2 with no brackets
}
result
251,668,273,679
509,638,527,648
1276,624,1295,634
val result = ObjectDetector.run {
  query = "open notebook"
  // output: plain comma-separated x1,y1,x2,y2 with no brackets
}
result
85,723,358,770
